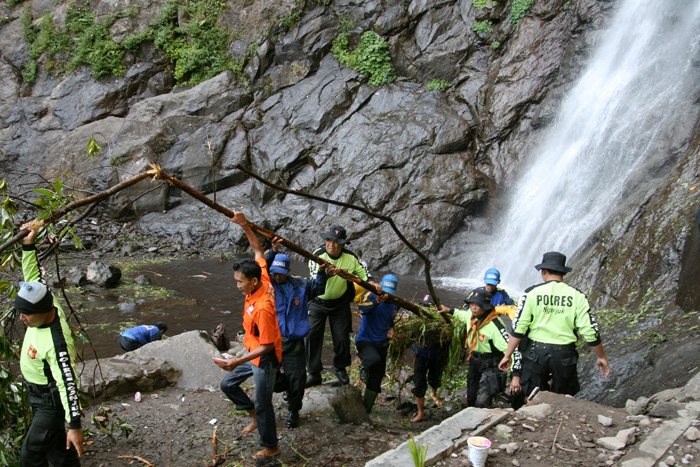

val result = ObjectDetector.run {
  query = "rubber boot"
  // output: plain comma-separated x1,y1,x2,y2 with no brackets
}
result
362,389,378,413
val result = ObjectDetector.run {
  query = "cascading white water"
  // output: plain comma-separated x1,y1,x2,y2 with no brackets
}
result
459,0,700,294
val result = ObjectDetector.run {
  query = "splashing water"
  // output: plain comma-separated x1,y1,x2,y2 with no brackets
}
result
461,0,700,293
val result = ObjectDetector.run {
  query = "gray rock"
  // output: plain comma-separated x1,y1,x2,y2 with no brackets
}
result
517,403,552,419
78,355,181,400
597,437,626,450
665,455,676,466
86,261,122,287
496,423,514,434
649,402,685,419
68,267,87,287
329,385,370,424
131,330,243,391
121,243,140,255
133,274,151,286
598,414,614,427
500,442,519,454
684,427,700,441
616,427,637,445
626,397,650,415
119,301,137,313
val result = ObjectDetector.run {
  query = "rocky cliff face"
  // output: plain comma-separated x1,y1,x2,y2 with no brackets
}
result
2,0,699,404
0,0,614,271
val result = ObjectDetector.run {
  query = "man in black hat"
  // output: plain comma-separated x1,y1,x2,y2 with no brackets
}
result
306,226,376,386
498,251,611,398
440,288,521,408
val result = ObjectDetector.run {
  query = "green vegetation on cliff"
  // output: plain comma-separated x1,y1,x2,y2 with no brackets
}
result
20,0,241,86
331,30,396,86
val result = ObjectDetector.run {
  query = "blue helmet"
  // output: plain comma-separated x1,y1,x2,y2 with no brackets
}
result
380,274,398,294
484,268,500,285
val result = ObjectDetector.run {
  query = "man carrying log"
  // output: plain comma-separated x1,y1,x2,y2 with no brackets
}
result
498,251,611,398
306,226,379,386
356,274,399,413
215,212,282,460
264,236,334,428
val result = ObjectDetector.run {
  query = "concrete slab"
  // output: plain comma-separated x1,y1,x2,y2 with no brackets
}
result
366,408,492,466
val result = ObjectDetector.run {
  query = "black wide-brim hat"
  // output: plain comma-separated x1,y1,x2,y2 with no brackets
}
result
535,251,573,274
465,287,494,311
320,226,348,245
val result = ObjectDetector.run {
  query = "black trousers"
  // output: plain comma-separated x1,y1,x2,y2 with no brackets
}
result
21,388,80,467
520,340,580,397
466,354,506,408
282,339,306,412
411,352,445,398
356,341,387,393
306,299,352,374
118,335,141,351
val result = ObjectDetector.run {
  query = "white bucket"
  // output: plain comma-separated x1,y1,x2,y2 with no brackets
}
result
467,436,491,467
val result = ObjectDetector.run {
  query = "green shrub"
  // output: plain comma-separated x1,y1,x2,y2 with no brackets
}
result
20,0,240,86
332,30,396,86
511,0,534,25
21,59,37,83
472,20,493,35
426,79,450,91
123,0,238,86
491,40,501,49
472,0,493,9
278,9,303,29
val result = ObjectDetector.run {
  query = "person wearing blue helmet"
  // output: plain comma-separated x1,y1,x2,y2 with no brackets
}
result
356,274,399,413
264,236,331,429
482,268,516,307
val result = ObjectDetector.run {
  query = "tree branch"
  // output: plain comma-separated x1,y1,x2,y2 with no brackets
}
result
149,164,434,318
233,163,449,322
0,170,157,255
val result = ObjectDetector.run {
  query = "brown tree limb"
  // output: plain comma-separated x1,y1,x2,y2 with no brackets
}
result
0,170,157,255
233,163,450,323
116,456,155,466
149,164,433,318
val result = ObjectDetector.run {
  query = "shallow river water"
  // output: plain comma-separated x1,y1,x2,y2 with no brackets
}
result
75,255,480,360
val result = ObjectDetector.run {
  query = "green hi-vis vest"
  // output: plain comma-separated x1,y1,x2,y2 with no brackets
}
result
453,308,521,375
309,248,368,301
512,280,601,347
19,246,81,429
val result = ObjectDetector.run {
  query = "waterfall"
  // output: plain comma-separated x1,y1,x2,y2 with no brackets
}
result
460,0,700,294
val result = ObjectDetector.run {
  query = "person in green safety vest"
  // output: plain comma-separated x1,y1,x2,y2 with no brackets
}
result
15,222,84,466
498,251,611,398
440,287,522,408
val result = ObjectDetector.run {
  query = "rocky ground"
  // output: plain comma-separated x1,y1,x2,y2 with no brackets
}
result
80,383,700,467
437,391,697,467
80,379,454,467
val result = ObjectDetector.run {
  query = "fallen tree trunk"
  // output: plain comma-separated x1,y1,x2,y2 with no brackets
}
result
234,163,447,314
149,164,436,319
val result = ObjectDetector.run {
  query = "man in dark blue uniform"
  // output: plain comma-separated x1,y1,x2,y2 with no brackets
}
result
265,236,329,428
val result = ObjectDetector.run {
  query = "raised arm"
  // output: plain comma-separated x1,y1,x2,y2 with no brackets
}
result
230,211,263,259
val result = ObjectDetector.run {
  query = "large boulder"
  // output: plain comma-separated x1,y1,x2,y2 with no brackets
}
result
301,382,369,424
130,330,244,391
78,354,180,401
86,261,122,287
